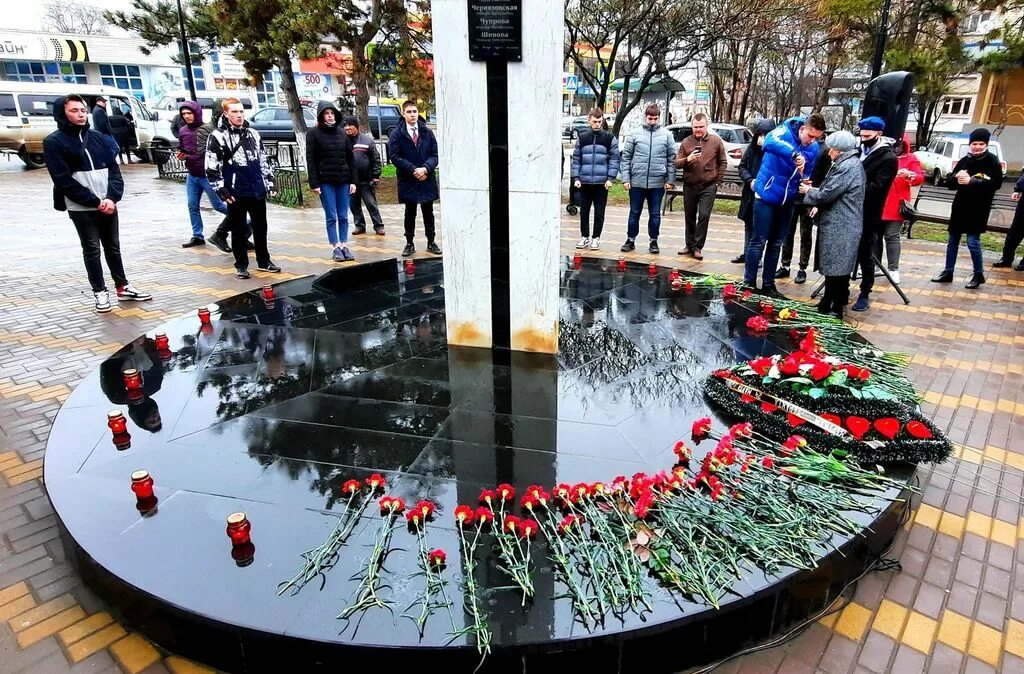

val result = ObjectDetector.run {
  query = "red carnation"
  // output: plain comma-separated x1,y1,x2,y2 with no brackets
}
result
478,488,496,506
427,548,447,569
365,473,386,491
746,316,770,332
454,505,475,526
554,483,573,504
520,494,541,512
341,479,361,495
684,281,694,293
379,496,405,515
475,507,495,525
414,499,435,520
673,440,692,462
723,283,737,299
496,483,515,503
526,484,550,507
557,514,581,535
761,456,775,469
590,481,608,497
633,491,655,519
503,514,521,533
809,362,833,381
517,518,539,539
572,483,592,500
741,290,753,300
692,417,713,442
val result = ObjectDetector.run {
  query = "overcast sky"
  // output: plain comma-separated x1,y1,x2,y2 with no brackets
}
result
2,0,136,31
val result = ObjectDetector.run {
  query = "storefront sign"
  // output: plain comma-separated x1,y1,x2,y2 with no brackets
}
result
0,34,89,62
468,1,521,62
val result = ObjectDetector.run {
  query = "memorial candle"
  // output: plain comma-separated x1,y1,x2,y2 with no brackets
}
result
130,470,154,499
226,512,252,545
107,410,127,435
618,256,626,272
198,307,211,325
261,284,273,300
123,368,142,391
404,259,415,274
154,332,169,350
572,252,582,269
648,262,657,276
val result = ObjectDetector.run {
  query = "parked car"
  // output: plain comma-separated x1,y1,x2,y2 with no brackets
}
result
247,106,316,142
150,89,255,124
915,134,1007,184
665,122,752,169
562,115,589,140
367,104,403,139
0,81,175,168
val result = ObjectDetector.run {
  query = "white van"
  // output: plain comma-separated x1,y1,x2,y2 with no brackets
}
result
0,81,176,168
150,89,255,124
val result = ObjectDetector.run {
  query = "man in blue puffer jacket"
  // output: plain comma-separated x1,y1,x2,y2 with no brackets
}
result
743,113,826,294
619,103,675,255
571,108,620,251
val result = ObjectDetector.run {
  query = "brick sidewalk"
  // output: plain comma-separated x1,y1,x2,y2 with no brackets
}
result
0,163,1022,673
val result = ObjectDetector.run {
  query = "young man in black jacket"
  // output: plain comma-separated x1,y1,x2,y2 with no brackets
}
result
343,115,385,236
388,100,441,257
306,101,356,261
851,117,897,312
44,94,151,312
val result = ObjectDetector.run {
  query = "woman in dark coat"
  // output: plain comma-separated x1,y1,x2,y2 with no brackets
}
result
388,101,441,257
733,118,776,263
800,131,865,320
306,101,356,262
931,127,1003,289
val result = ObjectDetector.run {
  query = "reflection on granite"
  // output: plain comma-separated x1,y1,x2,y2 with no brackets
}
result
47,257,909,668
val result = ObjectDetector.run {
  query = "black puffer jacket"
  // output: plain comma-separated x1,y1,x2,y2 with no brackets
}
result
305,101,354,188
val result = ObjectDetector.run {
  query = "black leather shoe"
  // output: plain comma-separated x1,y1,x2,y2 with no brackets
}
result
246,240,256,251
992,259,1013,268
649,240,660,254
426,242,442,255
730,254,745,264
352,226,366,235
774,267,790,279
620,239,635,253
795,269,807,284
1015,260,1024,272
402,242,415,257
208,232,231,253
181,236,205,248
931,270,954,283
965,273,985,289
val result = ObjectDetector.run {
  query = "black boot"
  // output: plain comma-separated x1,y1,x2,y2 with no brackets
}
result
965,272,985,289
931,270,954,283
816,296,831,314
992,258,1013,268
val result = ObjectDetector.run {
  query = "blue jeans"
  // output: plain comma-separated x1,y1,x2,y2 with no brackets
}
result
744,199,795,288
626,187,664,240
944,232,983,275
320,183,351,246
186,174,228,238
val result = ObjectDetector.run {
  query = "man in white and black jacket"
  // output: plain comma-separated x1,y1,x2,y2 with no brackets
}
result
205,97,281,279
343,115,385,235
44,94,151,313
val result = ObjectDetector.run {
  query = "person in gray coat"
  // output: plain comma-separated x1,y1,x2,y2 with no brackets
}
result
619,103,675,254
571,108,620,250
799,130,865,320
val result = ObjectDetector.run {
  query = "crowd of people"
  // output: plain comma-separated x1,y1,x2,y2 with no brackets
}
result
42,91,1023,315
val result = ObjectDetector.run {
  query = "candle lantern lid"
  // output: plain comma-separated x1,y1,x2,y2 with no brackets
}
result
226,512,247,525
131,470,149,482
107,410,124,419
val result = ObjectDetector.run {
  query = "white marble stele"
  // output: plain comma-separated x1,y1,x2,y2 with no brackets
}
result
432,0,564,353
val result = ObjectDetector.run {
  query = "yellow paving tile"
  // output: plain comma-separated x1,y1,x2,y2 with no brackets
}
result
165,656,219,674
16,606,86,648
968,622,1003,667
819,611,839,629
937,609,972,652
914,504,941,530
834,602,873,642
7,466,43,485
8,594,77,632
0,593,35,622
3,458,42,477
872,599,909,640
66,623,128,663
901,611,938,654
0,450,17,462
58,611,115,647
110,633,162,673
0,457,22,471
0,581,30,607
1008,619,1024,659
965,511,993,539
990,519,1018,547
937,512,965,538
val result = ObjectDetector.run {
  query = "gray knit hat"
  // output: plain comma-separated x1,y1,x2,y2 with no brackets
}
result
825,130,858,152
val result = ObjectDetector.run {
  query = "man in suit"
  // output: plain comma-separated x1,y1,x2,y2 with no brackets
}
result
388,100,441,257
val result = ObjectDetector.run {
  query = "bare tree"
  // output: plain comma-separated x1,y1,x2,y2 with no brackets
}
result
42,1,109,35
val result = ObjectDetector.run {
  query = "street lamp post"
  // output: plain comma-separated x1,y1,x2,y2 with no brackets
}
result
177,0,198,100
870,0,893,79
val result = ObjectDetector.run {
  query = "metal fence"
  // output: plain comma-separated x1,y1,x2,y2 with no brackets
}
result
155,141,305,207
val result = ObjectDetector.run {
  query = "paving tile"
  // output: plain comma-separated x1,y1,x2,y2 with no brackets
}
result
109,633,162,674
57,611,115,648
65,623,128,664
16,606,86,648
901,611,937,655
834,602,873,643
967,621,1003,667
936,609,972,651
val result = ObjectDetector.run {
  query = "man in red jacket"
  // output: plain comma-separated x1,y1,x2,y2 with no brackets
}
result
877,135,923,284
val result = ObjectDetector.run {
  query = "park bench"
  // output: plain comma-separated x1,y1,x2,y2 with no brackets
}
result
663,167,743,213
907,176,1018,238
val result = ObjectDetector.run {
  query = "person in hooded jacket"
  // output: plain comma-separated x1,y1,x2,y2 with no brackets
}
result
850,116,897,312
877,134,924,284
799,131,865,320
198,99,249,254
732,118,775,264
931,127,1003,289
744,113,826,294
176,100,230,248
44,94,152,313
389,100,441,257
306,101,357,262
206,97,280,280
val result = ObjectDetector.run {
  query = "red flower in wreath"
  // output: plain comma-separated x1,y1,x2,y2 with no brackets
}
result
746,316,770,332
809,362,833,381
906,420,933,439
341,479,361,495
749,356,774,376
427,548,447,569
779,355,801,376
692,417,713,442
454,505,476,527
821,413,842,427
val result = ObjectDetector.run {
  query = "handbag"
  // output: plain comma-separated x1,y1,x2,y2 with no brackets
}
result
899,199,917,223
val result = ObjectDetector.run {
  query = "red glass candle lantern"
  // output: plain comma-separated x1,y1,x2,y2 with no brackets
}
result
231,541,256,567
261,284,274,300
648,262,657,276
131,470,154,499
123,368,143,391
198,307,212,325
226,512,252,545
107,410,127,435
404,259,415,275
572,252,582,269
617,256,626,272
154,332,169,350
668,268,680,282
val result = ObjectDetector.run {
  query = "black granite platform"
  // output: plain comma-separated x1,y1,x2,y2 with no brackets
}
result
45,258,914,673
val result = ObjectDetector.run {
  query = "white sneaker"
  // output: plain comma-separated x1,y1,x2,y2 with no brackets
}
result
576,237,590,249
94,290,112,313
117,282,152,301
590,237,601,250
890,270,901,284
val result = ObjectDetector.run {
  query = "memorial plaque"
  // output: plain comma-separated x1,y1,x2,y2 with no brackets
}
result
468,1,522,62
